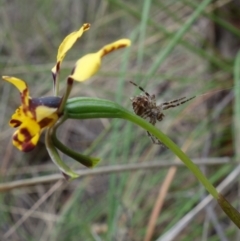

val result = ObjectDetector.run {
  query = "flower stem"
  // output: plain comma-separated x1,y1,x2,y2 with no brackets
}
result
57,77,74,114
64,97,240,227
45,127,79,179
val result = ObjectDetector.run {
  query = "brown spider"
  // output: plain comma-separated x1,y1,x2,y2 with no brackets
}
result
129,81,195,146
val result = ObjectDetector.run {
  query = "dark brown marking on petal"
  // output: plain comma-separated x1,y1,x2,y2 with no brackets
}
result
114,44,128,50
13,134,22,145
10,119,22,127
101,44,128,57
17,128,36,152
20,128,32,142
20,88,30,115
101,46,114,57
83,23,90,31
26,98,38,120
22,142,36,152
22,106,29,115
21,88,28,103
39,117,54,128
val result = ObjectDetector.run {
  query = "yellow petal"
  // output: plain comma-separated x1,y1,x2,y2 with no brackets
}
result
69,52,102,82
12,117,41,152
57,23,90,62
70,39,131,82
9,107,24,127
2,76,29,106
51,23,91,75
2,76,28,94
35,105,58,126
98,39,131,58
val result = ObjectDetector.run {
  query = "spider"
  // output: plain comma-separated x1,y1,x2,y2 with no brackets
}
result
129,81,195,146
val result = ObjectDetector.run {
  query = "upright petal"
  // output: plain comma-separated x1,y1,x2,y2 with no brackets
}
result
70,39,131,82
57,23,90,62
51,23,91,75
2,76,29,107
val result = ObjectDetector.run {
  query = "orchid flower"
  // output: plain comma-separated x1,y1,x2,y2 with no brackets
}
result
3,23,131,178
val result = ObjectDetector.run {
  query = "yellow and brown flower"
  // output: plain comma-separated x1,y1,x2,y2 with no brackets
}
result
3,76,60,152
3,23,131,155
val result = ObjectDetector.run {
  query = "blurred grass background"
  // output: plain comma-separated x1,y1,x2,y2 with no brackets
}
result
0,0,240,240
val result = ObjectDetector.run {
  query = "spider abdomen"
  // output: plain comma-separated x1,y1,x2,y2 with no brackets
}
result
131,96,152,117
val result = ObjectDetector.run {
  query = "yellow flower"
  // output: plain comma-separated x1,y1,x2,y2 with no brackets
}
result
2,76,60,152
3,23,131,153
52,23,131,83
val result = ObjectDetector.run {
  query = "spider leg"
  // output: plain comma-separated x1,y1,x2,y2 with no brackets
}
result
146,131,167,147
162,96,195,110
129,81,151,98
162,97,186,106
148,116,156,125
145,117,167,147
150,94,156,103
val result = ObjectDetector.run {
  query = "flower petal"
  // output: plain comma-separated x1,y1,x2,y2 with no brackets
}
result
35,105,58,127
30,97,60,124
51,23,91,75
98,39,131,58
2,76,29,107
9,97,60,152
69,53,101,82
69,39,131,82
12,118,41,152
9,107,24,128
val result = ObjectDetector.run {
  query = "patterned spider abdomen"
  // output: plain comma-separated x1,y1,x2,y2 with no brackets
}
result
131,95,152,117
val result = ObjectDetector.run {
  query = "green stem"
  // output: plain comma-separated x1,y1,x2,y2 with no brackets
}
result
124,111,219,197
66,97,218,197
57,77,74,114
51,115,100,168
64,97,240,227
45,127,79,179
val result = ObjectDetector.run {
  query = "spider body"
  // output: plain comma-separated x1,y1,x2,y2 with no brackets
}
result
130,81,195,146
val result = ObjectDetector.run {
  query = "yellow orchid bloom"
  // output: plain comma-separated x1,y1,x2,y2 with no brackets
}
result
3,76,60,152
4,23,131,154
